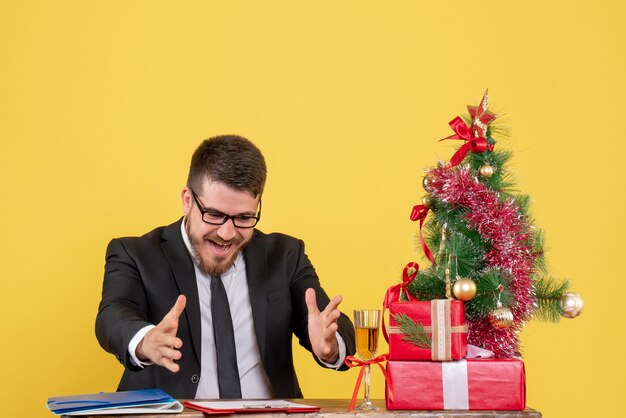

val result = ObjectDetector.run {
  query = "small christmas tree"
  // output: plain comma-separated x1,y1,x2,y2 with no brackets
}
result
406,90,583,358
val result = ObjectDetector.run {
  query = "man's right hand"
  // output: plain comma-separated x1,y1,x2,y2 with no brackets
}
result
136,294,187,373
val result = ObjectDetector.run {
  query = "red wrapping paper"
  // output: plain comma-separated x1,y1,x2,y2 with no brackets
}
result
385,359,526,411
388,300,467,361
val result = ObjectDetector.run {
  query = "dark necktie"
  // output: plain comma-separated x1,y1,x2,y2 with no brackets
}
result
211,275,242,398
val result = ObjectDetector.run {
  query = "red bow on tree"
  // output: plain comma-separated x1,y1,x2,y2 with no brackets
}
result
410,204,435,263
441,89,496,168
382,262,419,342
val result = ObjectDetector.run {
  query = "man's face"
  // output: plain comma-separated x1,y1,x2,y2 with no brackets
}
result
182,180,259,276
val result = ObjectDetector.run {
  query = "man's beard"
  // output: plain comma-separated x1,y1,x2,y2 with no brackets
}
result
188,230,251,276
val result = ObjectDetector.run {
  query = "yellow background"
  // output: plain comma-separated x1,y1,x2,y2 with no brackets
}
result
1,1,624,417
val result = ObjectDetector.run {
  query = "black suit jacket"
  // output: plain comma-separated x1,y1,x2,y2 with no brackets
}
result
95,218,355,399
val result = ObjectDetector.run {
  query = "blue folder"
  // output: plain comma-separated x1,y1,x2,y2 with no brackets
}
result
46,389,183,415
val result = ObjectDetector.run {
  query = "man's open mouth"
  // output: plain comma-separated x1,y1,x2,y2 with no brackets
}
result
208,240,232,256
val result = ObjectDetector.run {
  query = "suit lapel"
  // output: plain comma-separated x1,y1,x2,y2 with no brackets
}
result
243,231,269,362
161,218,202,364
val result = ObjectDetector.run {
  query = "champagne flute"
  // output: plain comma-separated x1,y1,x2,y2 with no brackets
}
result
353,309,381,410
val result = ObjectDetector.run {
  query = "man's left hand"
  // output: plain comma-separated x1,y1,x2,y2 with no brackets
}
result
305,288,342,364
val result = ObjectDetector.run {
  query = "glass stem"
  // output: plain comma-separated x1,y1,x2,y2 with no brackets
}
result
363,364,371,403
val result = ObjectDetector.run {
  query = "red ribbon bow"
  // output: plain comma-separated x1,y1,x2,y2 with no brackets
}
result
441,116,494,168
382,262,419,343
344,354,391,411
410,204,435,264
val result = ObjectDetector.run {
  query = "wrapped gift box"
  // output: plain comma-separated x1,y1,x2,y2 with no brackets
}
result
385,359,526,411
388,299,467,361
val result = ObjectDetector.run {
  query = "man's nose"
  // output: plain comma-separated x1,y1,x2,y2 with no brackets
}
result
216,218,237,241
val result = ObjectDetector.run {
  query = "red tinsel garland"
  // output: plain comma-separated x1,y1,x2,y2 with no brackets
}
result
428,165,538,357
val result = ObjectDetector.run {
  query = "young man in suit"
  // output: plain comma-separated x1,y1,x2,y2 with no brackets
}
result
96,135,356,399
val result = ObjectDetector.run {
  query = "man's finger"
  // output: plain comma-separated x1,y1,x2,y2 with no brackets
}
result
167,295,187,320
156,335,183,350
159,357,181,373
323,309,341,327
159,346,183,361
323,295,343,314
160,295,187,332
323,322,339,339
305,288,320,315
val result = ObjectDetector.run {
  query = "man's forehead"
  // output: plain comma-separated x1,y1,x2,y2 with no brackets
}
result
196,180,260,212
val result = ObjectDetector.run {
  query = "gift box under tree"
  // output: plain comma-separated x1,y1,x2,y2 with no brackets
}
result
383,262,468,361
386,298,467,361
385,359,526,411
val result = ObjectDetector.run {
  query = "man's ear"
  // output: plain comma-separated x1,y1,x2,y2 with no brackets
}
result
181,187,192,215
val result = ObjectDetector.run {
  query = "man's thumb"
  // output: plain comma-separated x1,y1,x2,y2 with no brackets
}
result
305,288,319,315
162,295,187,330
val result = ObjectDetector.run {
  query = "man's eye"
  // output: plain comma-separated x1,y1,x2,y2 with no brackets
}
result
206,212,226,219
235,216,256,225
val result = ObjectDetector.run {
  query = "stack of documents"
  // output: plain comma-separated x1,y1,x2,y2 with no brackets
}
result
184,400,320,414
46,389,183,415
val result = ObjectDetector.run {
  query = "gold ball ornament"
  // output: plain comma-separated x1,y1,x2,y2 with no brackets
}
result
452,277,477,301
422,195,432,208
422,175,434,192
489,302,514,329
560,292,584,318
479,163,494,178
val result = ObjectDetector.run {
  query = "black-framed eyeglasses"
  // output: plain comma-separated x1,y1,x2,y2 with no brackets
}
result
190,188,261,229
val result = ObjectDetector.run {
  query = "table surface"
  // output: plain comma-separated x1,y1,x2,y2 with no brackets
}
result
73,399,541,418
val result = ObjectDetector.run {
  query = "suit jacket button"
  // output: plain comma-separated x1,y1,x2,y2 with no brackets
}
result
191,374,199,384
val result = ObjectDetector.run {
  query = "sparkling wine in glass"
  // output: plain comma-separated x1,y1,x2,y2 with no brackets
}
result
353,309,381,410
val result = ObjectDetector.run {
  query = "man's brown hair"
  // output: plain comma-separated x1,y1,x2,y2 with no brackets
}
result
187,135,267,197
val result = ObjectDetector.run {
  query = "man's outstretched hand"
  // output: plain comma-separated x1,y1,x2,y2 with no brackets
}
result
305,288,342,364
136,294,187,372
